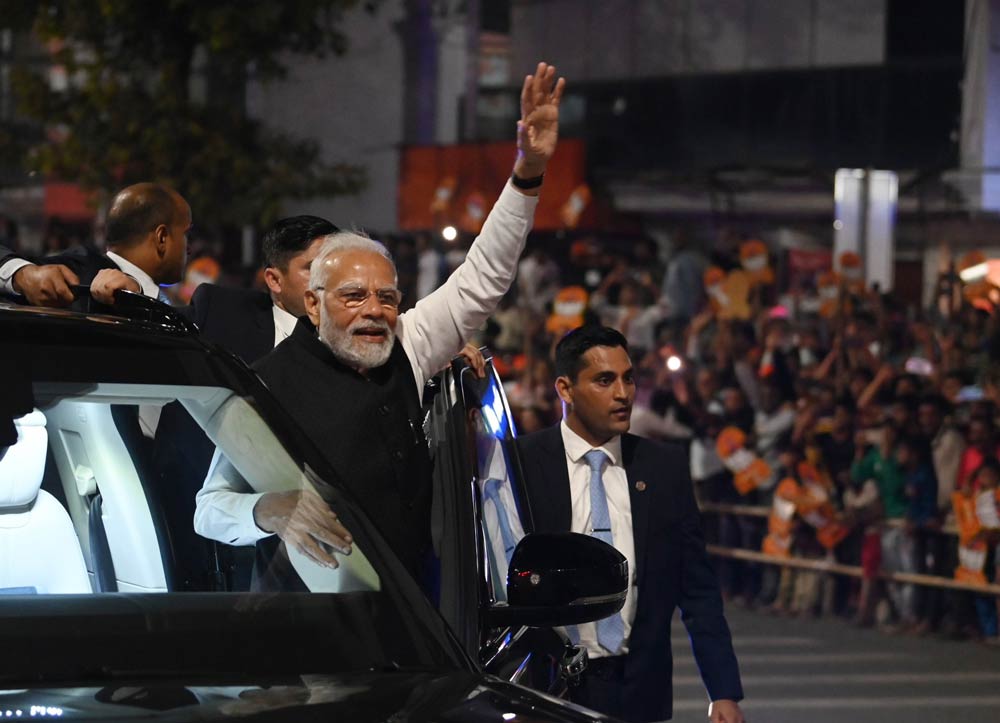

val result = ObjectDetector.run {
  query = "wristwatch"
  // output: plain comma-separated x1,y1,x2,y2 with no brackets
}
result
511,172,544,190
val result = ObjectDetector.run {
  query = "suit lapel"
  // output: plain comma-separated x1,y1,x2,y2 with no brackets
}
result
243,294,276,362
622,434,651,589
533,426,573,532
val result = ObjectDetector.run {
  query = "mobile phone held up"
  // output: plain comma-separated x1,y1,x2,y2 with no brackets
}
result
904,357,934,377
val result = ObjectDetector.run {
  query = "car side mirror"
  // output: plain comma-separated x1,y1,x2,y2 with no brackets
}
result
486,532,628,628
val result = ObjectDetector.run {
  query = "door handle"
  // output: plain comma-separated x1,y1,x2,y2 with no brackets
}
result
560,644,587,686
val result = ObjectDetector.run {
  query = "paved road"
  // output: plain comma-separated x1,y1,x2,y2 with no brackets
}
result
670,606,1000,723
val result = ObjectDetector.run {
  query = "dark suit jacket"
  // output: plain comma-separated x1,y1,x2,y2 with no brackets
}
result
1,243,119,279
0,244,119,311
0,244,19,269
181,283,275,364
155,283,276,590
515,425,743,722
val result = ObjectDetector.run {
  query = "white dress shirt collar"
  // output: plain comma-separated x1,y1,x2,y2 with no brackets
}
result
559,419,622,467
105,251,160,299
272,303,298,346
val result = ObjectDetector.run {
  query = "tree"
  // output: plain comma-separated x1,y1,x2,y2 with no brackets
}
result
8,0,370,233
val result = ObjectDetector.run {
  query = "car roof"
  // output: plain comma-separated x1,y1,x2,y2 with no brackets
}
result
1,298,202,346
1,300,258,394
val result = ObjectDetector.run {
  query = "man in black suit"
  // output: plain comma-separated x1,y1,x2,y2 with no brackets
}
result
0,182,190,308
180,215,338,362
515,326,744,723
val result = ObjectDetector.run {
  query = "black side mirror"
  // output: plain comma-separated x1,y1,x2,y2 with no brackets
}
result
486,532,628,628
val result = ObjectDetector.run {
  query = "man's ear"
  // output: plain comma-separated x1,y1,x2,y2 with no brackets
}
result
263,267,282,295
153,224,169,258
555,375,574,406
304,289,321,327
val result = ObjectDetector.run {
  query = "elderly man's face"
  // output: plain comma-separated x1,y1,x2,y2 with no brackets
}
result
305,249,400,370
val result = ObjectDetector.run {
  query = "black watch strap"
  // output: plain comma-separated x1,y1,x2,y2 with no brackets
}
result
511,172,544,190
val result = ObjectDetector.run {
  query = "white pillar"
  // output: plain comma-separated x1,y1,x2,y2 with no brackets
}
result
961,0,1000,212
834,169,898,292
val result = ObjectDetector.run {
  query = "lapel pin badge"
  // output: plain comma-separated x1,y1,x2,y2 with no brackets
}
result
635,481,647,492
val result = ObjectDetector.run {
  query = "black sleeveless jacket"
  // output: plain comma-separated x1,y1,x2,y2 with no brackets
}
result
251,317,432,588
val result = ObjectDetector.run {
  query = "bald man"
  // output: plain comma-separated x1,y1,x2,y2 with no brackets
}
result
0,182,191,309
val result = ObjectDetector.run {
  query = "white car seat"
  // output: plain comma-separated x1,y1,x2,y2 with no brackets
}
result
0,410,91,594
43,401,168,593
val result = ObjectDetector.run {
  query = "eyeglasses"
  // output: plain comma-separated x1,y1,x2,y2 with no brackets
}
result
314,285,403,309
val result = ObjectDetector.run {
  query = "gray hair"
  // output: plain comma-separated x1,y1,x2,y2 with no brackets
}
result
309,231,396,290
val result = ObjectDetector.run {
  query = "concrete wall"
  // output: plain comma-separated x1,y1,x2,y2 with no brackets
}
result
247,0,471,232
511,0,885,81
246,0,406,233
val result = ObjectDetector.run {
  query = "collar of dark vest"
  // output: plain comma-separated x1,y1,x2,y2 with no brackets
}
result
290,315,400,382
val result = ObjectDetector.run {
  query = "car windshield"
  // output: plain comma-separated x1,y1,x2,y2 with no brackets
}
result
1,319,460,684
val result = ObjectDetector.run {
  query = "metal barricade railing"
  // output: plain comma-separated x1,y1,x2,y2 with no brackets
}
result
699,502,1000,597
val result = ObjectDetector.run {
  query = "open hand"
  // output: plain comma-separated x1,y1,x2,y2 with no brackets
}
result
515,62,566,177
253,488,353,569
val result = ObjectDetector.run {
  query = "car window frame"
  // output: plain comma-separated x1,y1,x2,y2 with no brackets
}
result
2,309,471,676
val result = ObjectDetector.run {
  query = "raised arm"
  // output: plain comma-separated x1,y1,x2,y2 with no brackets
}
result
397,62,565,387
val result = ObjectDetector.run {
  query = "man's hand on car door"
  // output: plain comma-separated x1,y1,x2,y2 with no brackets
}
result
253,489,353,569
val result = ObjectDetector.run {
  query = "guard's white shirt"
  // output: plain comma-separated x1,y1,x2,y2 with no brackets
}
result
194,181,539,546
560,420,637,658
272,304,298,346
105,251,160,299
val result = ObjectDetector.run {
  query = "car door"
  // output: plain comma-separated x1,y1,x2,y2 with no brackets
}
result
427,354,582,696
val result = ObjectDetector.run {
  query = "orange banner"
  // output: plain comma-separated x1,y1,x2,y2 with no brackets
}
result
44,182,96,220
398,139,588,231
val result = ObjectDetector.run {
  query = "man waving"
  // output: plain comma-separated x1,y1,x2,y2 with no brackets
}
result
194,63,566,588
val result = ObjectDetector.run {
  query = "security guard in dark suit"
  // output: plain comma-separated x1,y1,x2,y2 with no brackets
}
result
516,326,745,723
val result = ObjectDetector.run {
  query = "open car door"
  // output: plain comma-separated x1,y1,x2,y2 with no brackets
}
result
426,354,587,696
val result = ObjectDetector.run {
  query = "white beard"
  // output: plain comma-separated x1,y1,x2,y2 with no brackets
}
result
319,310,395,370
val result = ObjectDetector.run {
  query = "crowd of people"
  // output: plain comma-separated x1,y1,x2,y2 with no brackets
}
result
9,171,1000,650
451,232,1000,645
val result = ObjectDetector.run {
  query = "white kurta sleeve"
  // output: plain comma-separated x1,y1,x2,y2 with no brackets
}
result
397,181,539,393
193,447,273,547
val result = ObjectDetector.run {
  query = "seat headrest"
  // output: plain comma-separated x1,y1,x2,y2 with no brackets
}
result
0,411,48,511
11,410,46,428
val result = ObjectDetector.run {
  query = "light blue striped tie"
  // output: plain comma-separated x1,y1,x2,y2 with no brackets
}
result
584,449,625,654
